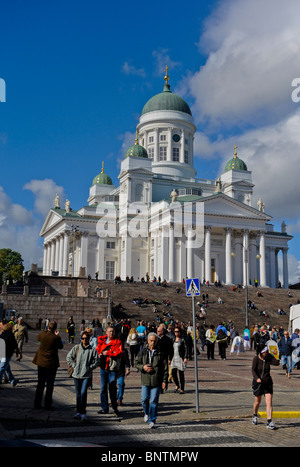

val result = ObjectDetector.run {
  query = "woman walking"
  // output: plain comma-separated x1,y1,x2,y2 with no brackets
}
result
171,327,188,394
216,327,228,360
251,345,279,429
205,324,216,360
67,331,99,421
127,327,140,368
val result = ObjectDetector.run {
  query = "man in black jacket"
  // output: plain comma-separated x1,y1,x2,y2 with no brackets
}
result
157,324,174,387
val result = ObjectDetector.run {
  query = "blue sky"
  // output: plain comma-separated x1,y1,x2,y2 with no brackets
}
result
0,0,300,283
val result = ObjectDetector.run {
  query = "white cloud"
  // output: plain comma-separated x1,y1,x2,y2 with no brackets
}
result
183,0,300,129
121,62,146,78
204,110,300,220
0,180,66,270
23,179,65,218
152,49,181,77
0,186,42,269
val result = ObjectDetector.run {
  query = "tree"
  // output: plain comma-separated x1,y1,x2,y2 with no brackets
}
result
0,249,24,285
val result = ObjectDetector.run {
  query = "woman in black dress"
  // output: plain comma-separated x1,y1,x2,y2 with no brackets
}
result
251,345,279,429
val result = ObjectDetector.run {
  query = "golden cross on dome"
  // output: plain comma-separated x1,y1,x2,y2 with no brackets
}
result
135,130,139,145
164,65,169,85
233,145,238,158
101,161,104,173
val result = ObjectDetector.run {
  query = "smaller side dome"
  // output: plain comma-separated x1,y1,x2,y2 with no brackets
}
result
225,145,247,172
92,162,112,185
125,131,148,159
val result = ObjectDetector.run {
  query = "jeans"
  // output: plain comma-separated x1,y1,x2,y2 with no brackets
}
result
100,368,117,410
117,375,125,402
281,354,292,374
0,358,17,385
74,377,90,414
141,385,161,424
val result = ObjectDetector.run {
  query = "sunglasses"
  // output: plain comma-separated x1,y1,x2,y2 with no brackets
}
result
81,337,90,340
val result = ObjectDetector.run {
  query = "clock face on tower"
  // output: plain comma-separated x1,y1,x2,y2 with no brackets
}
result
172,134,180,142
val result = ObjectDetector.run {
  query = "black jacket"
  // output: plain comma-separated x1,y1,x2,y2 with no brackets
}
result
0,329,18,358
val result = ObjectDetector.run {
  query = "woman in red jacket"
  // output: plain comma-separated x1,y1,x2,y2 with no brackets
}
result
96,325,123,417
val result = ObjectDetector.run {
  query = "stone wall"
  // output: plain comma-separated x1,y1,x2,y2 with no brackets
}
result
0,275,110,329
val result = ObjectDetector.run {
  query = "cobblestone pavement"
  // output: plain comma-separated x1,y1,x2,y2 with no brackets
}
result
0,330,300,448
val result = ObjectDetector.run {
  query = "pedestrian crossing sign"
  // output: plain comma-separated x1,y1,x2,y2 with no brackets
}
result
186,278,200,296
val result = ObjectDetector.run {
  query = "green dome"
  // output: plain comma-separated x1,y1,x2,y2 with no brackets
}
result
125,142,148,159
92,164,112,185
224,146,247,172
141,84,192,116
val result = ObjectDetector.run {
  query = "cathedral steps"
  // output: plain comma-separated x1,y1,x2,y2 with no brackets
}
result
92,279,299,333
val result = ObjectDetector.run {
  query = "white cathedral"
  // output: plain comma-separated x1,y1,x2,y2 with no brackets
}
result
40,69,292,288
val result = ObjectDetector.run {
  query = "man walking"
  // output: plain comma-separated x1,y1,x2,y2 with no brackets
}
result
13,317,28,360
135,332,168,428
96,325,123,417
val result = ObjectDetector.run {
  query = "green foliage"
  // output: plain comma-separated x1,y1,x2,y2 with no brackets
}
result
0,249,24,284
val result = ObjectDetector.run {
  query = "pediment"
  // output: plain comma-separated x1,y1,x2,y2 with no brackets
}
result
203,194,271,221
40,209,65,236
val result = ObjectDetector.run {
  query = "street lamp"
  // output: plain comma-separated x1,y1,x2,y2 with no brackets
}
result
71,224,79,277
231,244,261,328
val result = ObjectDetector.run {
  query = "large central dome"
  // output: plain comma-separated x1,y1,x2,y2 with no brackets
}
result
141,83,192,116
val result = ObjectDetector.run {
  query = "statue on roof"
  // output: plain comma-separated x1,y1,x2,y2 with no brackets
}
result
281,221,287,233
215,178,222,193
257,197,265,212
170,188,178,203
54,193,60,209
65,199,71,213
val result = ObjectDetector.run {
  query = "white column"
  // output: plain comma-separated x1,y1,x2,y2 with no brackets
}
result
180,236,187,281
225,228,233,285
153,232,158,278
243,229,249,286
50,240,56,275
43,244,48,275
282,247,289,289
249,232,257,285
80,232,89,275
160,226,168,280
269,247,276,288
259,231,267,287
205,226,212,283
62,231,70,276
58,234,64,276
168,224,175,281
54,237,60,272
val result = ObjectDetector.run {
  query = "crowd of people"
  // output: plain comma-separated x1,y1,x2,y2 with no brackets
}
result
1,310,299,431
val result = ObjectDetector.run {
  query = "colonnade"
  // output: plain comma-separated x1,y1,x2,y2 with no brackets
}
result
43,226,289,288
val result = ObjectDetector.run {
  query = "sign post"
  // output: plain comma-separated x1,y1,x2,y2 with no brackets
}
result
186,278,200,413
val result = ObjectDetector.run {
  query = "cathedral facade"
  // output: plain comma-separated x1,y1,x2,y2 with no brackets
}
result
40,71,292,288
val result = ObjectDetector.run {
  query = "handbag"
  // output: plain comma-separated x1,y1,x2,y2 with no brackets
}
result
108,356,121,372
68,345,79,377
